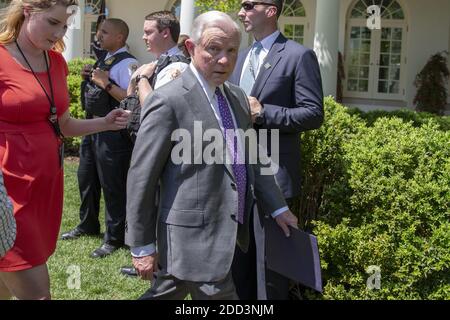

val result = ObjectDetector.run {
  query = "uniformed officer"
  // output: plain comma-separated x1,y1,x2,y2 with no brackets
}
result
61,18,139,259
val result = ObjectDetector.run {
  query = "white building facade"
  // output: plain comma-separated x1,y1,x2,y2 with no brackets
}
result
2,0,449,111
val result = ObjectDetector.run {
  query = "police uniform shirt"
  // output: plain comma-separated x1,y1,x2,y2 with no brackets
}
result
154,45,189,90
104,46,139,89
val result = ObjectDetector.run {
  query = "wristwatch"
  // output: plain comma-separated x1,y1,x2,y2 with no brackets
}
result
136,74,151,85
254,108,265,125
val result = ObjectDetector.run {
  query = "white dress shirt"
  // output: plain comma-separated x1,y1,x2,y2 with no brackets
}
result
104,46,139,89
239,30,281,83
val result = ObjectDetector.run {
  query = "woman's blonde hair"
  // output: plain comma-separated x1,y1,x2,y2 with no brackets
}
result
0,0,79,52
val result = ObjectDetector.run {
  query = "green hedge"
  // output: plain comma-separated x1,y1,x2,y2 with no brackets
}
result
65,58,95,155
295,97,450,299
64,60,450,299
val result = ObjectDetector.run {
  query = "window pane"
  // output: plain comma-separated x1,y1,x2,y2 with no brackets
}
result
348,67,359,78
361,53,371,65
351,52,360,65
390,67,400,80
361,40,371,52
392,41,402,54
389,81,399,93
392,28,402,40
360,67,369,79
380,54,390,66
378,81,388,93
350,27,361,39
380,41,390,53
348,79,358,91
284,24,293,37
382,28,391,40
379,67,389,80
294,25,304,37
361,28,371,39
390,54,401,65
359,80,369,92
350,39,361,52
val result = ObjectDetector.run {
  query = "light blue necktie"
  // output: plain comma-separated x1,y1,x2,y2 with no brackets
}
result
240,41,263,95
215,87,247,224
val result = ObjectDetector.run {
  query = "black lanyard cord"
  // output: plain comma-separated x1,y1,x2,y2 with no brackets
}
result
15,40,64,139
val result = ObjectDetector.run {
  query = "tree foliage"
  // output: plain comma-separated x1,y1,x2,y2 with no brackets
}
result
414,51,450,115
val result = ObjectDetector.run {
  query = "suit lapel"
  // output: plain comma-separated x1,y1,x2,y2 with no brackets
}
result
182,69,221,133
182,69,236,180
223,83,248,132
251,34,287,98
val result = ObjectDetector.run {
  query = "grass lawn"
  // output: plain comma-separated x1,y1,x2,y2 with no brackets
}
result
47,159,150,300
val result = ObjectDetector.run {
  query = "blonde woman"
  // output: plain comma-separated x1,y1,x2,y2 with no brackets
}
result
0,0,129,299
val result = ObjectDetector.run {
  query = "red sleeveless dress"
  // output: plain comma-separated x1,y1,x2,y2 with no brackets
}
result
0,45,69,271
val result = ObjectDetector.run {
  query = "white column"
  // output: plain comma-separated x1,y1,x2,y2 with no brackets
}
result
179,0,195,36
62,0,85,61
313,0,340,97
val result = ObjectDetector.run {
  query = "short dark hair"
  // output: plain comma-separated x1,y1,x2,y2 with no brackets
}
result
105,18,130,42
145,11,181,43
270,0,284,19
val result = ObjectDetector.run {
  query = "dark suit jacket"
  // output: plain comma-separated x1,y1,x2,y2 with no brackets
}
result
229,33,324,198
125,68,287,282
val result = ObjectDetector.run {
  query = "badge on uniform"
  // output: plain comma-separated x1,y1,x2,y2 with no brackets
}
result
129,63,138,73
169,68,182,80
104,57,116,66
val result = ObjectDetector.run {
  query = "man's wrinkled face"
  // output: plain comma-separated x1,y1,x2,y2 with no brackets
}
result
189,26,240,87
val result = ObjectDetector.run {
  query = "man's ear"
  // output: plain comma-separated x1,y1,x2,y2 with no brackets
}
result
161,27,170,40
185,39,195,57
266,6,278,19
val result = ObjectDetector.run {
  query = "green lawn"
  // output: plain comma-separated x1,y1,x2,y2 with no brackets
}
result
47,159,150,300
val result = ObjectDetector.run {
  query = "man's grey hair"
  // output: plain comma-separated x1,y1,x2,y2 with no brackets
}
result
190,11,241,44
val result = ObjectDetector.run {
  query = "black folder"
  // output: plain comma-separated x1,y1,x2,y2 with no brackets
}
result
265,218,323,292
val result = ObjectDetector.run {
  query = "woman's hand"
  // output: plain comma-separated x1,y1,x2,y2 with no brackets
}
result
104,108,131,130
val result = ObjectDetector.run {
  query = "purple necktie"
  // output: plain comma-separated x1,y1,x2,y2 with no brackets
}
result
215,87,247,224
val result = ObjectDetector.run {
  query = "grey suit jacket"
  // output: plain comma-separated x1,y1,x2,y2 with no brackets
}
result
125,68,286,282
229,33,324,198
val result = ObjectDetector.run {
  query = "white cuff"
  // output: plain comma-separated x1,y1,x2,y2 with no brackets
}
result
271,206,289,218
130,243,156,257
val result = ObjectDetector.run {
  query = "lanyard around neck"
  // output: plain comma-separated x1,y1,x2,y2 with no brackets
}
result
15,40,64,139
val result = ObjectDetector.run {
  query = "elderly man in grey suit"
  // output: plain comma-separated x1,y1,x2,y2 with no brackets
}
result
229,0,324,300
125,11,298,300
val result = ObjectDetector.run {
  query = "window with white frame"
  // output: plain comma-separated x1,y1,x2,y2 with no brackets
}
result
345,0,407,100
279,0,307,45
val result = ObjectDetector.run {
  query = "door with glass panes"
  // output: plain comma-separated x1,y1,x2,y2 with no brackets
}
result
345,22,406,100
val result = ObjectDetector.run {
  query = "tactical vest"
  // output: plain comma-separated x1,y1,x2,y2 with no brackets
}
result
82,51,136,117
121,54,190,144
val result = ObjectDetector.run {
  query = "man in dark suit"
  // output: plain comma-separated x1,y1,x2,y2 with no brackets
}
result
125,11,298,300
229,0,324,300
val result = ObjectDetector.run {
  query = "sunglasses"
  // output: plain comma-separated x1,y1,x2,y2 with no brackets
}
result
241,1,276,11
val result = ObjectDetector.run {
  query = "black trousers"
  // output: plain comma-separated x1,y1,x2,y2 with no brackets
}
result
232,200,292,300
76,131,132,246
